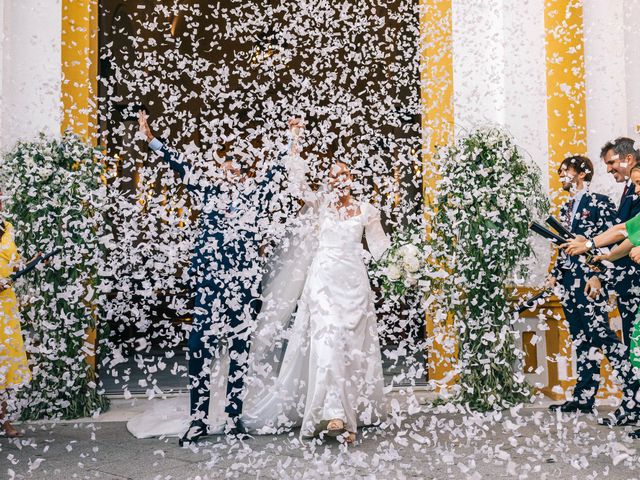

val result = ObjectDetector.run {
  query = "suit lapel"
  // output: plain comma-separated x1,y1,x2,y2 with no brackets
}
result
619,183,634,219
571,194,589,232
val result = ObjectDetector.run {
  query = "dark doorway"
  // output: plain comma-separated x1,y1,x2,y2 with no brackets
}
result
97,0,425,396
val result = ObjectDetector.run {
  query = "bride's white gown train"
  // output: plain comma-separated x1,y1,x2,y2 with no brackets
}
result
127,169,390,438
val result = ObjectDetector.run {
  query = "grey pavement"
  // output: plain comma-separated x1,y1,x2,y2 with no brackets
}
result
2,406,640,480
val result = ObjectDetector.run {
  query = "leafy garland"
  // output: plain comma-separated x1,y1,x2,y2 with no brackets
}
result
427,128,548,411
0,134,110,419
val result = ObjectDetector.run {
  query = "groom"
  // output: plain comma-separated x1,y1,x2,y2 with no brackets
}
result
138,113,302,445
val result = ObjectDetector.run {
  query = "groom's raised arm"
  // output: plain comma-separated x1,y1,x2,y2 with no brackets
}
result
139,112,203,192
148,137,190,180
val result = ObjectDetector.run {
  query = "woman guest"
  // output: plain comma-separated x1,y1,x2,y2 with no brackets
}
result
0,219,30,438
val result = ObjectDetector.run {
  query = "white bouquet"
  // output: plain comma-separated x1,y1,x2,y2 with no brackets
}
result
374,226,447,298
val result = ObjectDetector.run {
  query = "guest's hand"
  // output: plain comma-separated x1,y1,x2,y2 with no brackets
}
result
584,276,602,300
27,252,43,264
591,253,608,263
0,279,12,292
562,238,589,256
631,246,640,264
138,111,154,142
546,274,556,289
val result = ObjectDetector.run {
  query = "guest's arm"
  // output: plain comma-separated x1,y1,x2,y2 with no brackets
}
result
562,223,628,255
594,239,635,263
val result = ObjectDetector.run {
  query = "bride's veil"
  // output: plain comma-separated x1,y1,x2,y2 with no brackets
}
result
243,201,320,395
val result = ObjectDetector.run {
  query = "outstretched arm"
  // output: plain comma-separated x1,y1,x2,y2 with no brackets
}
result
138,112,198,189
365,205,391,261
601,239,635,262
282,117,315,203
562,223,627,255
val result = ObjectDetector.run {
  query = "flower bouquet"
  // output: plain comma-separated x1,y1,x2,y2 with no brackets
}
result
375,226,447,299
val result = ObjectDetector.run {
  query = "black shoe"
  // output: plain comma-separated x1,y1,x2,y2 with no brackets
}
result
629,429,640,439
179,419,208,446
548,400,595,413
598,407,639,427
225,417,248,436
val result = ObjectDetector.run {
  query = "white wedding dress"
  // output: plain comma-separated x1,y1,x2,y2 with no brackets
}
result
127,158,391,438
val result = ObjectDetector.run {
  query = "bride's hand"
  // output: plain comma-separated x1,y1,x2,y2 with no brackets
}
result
288,117,304,142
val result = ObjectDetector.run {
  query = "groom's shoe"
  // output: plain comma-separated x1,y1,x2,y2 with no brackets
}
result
225,417,248,437
179,419,208,447
548,400,595,414
598,407,640,427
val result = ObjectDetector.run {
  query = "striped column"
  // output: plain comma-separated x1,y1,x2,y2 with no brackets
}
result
61,0,98,142
420,0,456,389
544,0,587,210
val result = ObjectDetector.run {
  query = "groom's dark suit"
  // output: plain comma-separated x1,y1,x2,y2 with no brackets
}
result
150,139,285,424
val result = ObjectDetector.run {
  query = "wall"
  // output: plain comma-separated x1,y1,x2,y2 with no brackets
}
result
583,0,627,199
0,0,62,151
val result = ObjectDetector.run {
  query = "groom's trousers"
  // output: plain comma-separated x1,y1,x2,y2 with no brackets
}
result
187,272,261,422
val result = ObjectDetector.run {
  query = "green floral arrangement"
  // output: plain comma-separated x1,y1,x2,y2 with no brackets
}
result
0,134,110,419
427,128,549,411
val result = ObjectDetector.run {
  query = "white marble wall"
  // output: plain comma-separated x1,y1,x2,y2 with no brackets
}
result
0,1,5,151
452,0,506,133
452,0,551,284
583,0,628,200
0,0,61,151
623,0,640,143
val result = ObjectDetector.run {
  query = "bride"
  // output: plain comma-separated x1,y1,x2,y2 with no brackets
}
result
127,123,391,444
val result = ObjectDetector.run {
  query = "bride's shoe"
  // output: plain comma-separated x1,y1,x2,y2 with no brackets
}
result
326,419,345,437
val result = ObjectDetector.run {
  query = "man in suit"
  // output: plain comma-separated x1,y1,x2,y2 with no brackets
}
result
600,137,640,348
548,155,639,420
138,113,302,445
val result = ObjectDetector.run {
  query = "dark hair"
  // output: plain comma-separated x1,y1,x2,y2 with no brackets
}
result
600,141,615,159
601,137,640,163
559,155,594,182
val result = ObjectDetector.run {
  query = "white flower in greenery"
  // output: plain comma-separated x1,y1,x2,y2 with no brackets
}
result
405,272,418,286
385,264,402,281
403,255,420,273
398,243,419,259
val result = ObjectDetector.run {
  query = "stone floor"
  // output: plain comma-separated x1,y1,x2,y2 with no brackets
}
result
3,399,640,480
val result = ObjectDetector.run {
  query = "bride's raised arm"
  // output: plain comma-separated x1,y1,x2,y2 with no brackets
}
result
364,204,391,261
282,118,318,206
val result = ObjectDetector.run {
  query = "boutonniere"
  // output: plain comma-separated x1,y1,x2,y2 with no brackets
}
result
580,210,591,219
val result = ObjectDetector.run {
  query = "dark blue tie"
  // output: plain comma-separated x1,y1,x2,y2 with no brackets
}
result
564,199,575,229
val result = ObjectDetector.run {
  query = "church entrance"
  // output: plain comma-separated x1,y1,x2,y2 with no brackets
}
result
96,0,426,396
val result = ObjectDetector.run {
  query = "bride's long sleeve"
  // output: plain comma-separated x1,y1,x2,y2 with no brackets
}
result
365,205,391,261
282,143,319,206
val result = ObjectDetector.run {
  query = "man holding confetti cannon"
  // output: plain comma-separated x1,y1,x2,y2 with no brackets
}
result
532,155,640,424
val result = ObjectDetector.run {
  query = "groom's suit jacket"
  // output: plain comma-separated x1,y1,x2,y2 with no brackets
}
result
551,191,616,293
149,139,286,289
